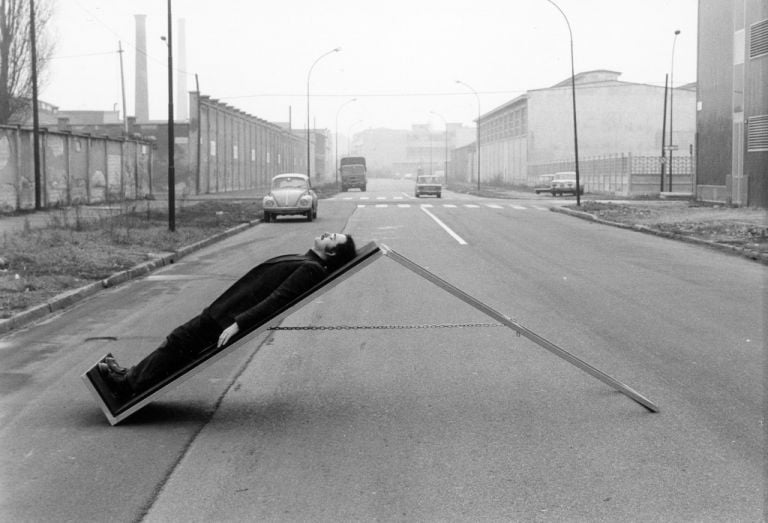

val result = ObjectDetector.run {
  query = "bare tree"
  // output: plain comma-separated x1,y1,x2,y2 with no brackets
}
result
0,0,54,124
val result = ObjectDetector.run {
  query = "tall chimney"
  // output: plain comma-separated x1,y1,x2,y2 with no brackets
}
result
176,18,188,120
134,14,149,122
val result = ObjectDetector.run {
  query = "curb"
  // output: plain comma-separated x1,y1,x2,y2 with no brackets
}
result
551,206,768,265
0,219,260,335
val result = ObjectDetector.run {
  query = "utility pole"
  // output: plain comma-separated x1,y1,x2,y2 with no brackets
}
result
166,0,176,231
660,74,668,192
118,41,128,134
30,0,42,210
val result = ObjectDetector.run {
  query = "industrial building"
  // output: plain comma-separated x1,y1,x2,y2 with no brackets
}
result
696,0,767,206
455,70,697,196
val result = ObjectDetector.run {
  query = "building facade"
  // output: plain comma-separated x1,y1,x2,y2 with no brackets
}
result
696,0,767,206
473,70,697,195
352,124,474,179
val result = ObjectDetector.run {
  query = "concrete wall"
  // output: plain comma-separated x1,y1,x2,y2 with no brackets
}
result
188,93,306,196
0,125,153,212
529,154,692,197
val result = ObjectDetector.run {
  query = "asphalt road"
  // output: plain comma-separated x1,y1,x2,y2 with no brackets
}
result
0,178,764,521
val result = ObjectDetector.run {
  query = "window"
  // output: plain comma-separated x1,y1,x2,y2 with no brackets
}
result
747,115,768,152
750,19,768,59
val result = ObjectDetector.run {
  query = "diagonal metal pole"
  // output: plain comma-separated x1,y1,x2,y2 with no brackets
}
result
379,244,659,413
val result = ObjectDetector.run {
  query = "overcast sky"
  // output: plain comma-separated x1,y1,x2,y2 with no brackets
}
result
43,0,699,132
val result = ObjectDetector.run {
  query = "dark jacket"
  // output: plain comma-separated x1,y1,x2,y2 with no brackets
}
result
203,250,327,331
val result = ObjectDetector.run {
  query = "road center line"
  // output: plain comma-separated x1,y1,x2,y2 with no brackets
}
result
420,205,467,245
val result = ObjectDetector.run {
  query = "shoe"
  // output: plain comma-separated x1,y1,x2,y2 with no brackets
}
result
97,362,134,402
102,355,128,375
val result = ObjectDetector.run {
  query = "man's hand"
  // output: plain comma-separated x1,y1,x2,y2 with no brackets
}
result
217,323,240,348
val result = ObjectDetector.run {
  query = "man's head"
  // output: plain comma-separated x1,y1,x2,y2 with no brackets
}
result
312,232,357,269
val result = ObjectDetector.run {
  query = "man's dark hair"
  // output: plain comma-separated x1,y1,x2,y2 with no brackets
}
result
326,234,357,271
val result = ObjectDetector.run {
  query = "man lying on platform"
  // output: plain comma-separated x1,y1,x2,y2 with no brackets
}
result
97,232,357,402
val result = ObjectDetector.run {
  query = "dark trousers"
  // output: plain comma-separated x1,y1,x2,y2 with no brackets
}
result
125,313,221,393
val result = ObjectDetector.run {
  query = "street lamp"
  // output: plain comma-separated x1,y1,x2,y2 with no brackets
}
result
347,120,363,155
335,98,357,185
668,29,681,192
430,111,449,185
456,80,480,191
545,0,581,205
165,0,176,230
306,47,341,180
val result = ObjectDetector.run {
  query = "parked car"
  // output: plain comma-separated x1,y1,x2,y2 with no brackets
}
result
550,171,584,196
534,174,555,194
414,174,442,198
262,173,318,222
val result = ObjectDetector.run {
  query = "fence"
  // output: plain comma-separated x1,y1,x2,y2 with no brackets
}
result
0,125,154,212
528,153,693,196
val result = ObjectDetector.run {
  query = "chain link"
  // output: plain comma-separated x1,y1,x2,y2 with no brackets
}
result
269,323,502,331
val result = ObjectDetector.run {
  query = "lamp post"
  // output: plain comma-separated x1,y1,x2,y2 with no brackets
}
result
455,80,480,191
668,29,681,192
430,111,449,185
545,0,581,205
335,98,357,185
306,47,341,180
347,120,363,155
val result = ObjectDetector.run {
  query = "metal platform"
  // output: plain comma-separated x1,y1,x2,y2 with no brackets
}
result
83,241,658,426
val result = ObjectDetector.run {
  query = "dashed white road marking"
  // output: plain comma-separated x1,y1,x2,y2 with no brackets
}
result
510,205,527,210
464,204,480,208
487,204,503,209
443,204,457,208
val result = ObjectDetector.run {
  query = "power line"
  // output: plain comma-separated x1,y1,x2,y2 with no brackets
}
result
218,90,527,100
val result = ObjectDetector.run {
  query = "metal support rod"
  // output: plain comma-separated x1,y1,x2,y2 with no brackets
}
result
379,244,660,413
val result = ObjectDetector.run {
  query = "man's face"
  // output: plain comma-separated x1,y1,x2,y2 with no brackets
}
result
314,232,348,255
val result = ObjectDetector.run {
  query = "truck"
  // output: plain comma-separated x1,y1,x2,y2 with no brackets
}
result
339,156,367,192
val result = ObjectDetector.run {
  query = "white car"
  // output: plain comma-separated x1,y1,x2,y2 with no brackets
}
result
262,173,318,222
550,171,584,196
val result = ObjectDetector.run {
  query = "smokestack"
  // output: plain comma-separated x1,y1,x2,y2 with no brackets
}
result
134,14,149,122
176,18,188,120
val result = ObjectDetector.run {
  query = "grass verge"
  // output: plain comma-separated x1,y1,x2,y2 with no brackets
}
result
0,200,262,319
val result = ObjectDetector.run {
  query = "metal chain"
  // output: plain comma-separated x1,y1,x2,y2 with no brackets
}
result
269,323,502,331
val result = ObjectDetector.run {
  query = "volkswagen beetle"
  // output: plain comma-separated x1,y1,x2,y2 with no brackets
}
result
262,173,318,222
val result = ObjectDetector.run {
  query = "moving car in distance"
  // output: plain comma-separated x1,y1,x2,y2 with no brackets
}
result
533,174,555,194
414,174,443,198
262,173,318,222
339,156,367,192
550,171,584,197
